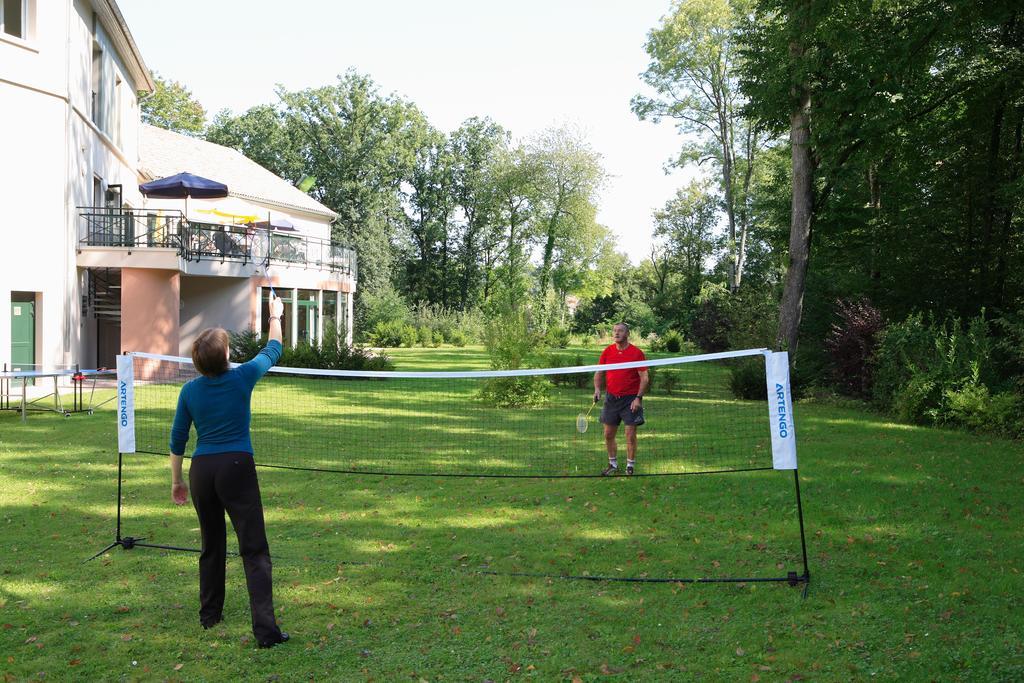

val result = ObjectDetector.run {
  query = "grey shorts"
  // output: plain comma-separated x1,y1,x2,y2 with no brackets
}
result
601,392,645,427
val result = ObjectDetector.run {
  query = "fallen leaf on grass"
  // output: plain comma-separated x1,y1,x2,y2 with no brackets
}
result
173,663,183,671
68,659,81,666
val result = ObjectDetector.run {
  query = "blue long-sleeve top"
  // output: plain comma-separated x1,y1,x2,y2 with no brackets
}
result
169,340,282,457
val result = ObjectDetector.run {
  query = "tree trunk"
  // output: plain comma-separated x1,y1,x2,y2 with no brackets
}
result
867,162,882,294
735,125,756,290
776,65,814,354
721,128,737,293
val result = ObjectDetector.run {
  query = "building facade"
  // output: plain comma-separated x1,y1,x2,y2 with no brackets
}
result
1,0,355,372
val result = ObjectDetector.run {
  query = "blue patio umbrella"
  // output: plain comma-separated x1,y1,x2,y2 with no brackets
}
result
139,171,228,199
139,171,229,221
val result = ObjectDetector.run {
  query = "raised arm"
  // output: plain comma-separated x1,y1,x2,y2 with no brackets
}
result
267,294,284,344
239,294,286,387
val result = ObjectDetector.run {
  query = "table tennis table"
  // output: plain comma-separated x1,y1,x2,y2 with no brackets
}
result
0,366,117,422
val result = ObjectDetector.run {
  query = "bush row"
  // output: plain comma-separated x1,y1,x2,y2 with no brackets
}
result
809,301,1024,438
228,328,394,372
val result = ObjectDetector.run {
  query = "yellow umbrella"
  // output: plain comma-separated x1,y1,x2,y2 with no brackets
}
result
194,208,260,224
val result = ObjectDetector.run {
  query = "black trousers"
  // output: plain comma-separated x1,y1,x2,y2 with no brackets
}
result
189,452,281,644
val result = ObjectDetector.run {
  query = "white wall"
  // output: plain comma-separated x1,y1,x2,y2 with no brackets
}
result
0,0,147,370
0,83,71,370
178,276,252,356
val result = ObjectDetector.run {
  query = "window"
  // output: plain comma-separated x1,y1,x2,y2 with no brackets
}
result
261,288,293,348
296,289,318,346
1,0,25,39
339,292,349,342
323,292,338,341
91,41,103,125
113,74,123,147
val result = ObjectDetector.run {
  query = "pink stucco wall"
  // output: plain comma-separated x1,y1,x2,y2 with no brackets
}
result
121,268,180,355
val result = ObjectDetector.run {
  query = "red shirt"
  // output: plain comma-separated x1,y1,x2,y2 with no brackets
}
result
599,343,647,396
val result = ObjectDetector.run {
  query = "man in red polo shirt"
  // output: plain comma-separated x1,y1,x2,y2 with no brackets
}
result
593,322,649,475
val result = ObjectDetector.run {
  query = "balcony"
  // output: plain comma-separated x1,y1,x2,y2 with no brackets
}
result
76,207,357,279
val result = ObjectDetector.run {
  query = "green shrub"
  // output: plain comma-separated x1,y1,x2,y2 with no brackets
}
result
657,368,682,395
545,325,572,349
228,327,394,372
228,328,263,363
591,321,614,344
400,324,418,348
729,358,766,400
478,376,551,408
417,325,433,347
689,283,778,353
939,368,1024,437
449,329,468,347
873,312,995,422
664,330,683,353
545,353,589,388
360,286,412,338
237,327,394,373
409,302,486,345
455,308,486,344
479,305,551,407
280,342,320,368
368,320,407,348
892,373,940,423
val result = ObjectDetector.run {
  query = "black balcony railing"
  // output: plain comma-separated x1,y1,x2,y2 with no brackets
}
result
77,207,356,279
79,206,182,248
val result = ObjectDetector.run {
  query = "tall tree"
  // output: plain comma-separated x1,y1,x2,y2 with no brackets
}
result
401,119,458,307
652,181,722,307
277,71,423,304
141,73,206,135
529,127,605,303
206,105,304,183
450,118,508,310
488,145,541,305
741,1,1024,355
633,0,762,292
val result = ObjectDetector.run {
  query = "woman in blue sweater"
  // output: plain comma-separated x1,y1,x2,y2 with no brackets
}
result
169,294,289,649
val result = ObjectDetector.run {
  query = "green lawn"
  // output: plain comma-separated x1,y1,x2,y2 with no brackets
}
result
1,346,1023,681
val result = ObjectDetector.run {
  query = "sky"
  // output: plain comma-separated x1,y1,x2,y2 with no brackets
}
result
119,0,693,264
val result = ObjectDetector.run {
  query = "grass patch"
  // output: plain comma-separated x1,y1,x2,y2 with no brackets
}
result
1,347,1023,680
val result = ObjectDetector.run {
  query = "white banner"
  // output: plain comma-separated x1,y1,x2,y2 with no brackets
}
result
765,352,797,470
116,355,136,453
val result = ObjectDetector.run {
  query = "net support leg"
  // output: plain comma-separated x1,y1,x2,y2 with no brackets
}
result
793,468,811,594
86,451,206,562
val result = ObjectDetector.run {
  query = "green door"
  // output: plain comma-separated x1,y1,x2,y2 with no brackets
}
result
11,295,35,378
